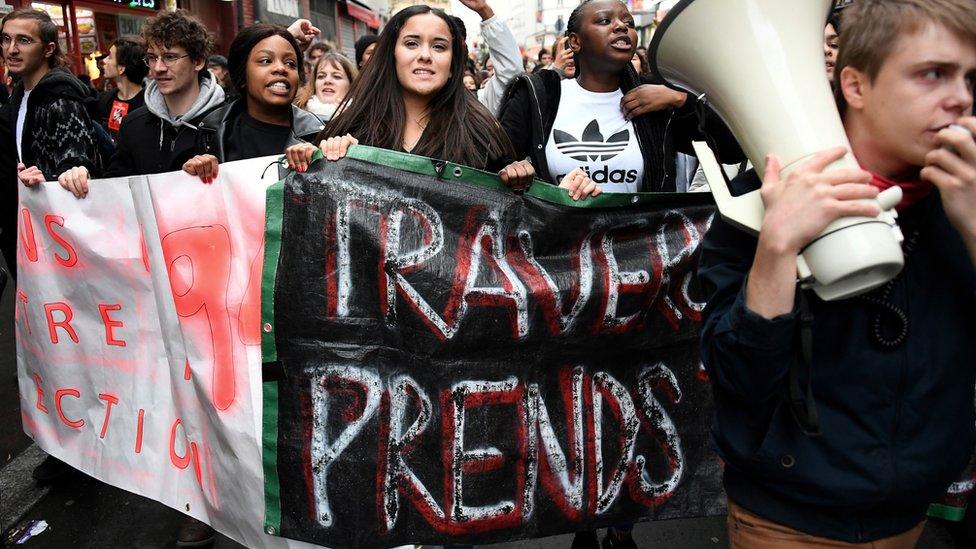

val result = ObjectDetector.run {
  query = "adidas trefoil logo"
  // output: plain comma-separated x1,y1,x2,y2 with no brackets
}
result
553,120,629,162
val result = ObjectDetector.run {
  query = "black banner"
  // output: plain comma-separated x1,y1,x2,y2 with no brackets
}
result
261,147,725,548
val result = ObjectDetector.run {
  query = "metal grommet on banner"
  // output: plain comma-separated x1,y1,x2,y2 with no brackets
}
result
780,454,795,468
263,323,273,333
631,196,639,204
452,167,463,178
537,144,543,150
266,526,276,535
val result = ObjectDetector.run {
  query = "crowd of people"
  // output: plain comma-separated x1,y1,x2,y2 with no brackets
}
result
2,0,976,547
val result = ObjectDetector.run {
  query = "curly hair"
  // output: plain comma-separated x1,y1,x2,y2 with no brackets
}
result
141,9,212,62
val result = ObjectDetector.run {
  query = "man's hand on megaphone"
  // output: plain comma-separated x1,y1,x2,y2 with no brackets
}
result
758,148,879,256
746,148,878,319
620,85,687,120
922,117,976,248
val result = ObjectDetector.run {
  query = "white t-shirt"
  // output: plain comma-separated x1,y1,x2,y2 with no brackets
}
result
545,79,644,193
16,88,32,162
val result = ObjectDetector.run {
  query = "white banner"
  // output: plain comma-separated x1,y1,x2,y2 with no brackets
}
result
15,157,318,549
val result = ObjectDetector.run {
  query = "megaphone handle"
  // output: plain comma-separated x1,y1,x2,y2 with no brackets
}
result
692,141,763,233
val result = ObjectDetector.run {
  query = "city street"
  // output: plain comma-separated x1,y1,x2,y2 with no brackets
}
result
0,255,968,549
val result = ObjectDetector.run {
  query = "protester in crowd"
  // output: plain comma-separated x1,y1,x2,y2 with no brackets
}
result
499,0,740,202
463,66,479,92
824,10,841,82
305,40,331,79
208,54,237,100
538,47,552,68
181,24,326,182
354,34,378,69
546,35,576,79
97,38,148,139
699,1,976,547
5,9,99,189
453,0,521,116
285,4,533,190
57,9,225,198
294,52,356,119
630,49,648,75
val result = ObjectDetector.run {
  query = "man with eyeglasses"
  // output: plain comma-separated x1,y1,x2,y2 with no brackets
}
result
58,9,227,192
2,8,99,208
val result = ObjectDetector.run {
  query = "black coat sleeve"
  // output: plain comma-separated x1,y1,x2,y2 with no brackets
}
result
498,79,535,162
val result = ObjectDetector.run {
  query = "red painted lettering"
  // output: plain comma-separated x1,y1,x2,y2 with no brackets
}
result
44,302,79,345
32,373,48,413
161,226,235,410
98,304,126,347
18,208,37,263
44,215,78,267
98,393,119,439
55,388,84,428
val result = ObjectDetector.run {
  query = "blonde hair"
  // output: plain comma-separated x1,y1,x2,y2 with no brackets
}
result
295,53,358,109
836,0,976,111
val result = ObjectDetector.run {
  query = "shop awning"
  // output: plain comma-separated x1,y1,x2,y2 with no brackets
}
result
345,0,380,29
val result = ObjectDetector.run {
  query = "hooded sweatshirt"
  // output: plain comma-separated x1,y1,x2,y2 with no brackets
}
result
7,67,99,180
104,72,225,177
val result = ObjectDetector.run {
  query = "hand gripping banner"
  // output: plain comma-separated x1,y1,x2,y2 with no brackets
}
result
260,146,727,547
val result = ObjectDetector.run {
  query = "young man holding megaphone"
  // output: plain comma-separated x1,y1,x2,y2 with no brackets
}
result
695,0,976,546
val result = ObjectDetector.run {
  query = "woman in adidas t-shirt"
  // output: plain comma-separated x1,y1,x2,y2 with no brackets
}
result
499,0,741,198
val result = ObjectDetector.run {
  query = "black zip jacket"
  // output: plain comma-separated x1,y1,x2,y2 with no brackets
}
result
498,70,743,192
196,99,326,161
103,104,222,178
698,170,976,542
7,67,99,180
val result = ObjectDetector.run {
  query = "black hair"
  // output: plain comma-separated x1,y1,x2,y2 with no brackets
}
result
354,34,378,68
322,4,514,169
208,54,228,68
1,8,64,68
227,24,305,101
451,16,467,41
115,37,148,85
566,0,642,92
827,10,842,34
537,47,551,62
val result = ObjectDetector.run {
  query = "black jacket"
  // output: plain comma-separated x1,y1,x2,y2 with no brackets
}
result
498,70,742,192
7,67,99,180
103,104,220,178
196,99,326,161
698,171,976,542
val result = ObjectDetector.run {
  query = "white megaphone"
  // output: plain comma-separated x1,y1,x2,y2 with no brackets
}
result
650,0,905,301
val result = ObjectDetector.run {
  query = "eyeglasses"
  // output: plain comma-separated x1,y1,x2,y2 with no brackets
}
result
143,53,190,68
1,35,37,47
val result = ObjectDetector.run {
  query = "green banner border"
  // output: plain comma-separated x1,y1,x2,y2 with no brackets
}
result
261,177,285,534
345,145,715,209
928,503,967,522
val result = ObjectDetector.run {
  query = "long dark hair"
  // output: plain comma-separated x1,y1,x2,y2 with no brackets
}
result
319,4,514,169
566,0,643,93
228,24,306,104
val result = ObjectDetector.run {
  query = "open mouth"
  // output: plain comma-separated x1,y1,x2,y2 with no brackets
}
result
267,81,291,94
413,68,435,77
610,37,632,51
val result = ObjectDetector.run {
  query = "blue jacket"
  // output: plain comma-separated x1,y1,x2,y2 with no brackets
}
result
698,170,976,542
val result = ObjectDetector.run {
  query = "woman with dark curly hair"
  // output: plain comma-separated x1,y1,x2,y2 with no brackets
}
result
180,24,326,182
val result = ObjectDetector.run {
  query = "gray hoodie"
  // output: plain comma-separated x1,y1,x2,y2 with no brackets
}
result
144,71,226,128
